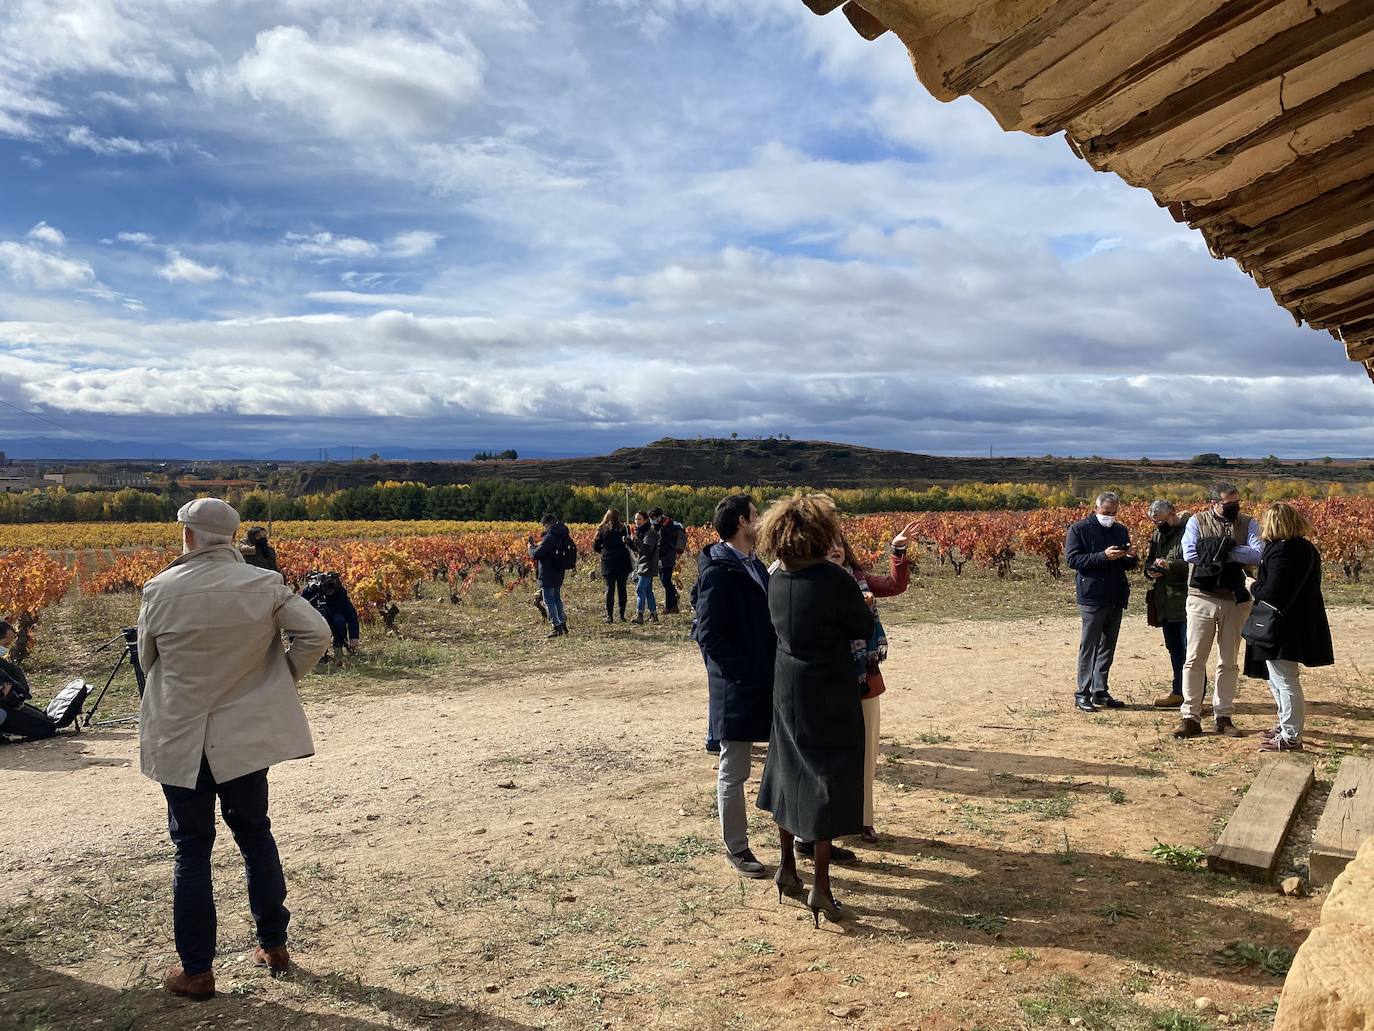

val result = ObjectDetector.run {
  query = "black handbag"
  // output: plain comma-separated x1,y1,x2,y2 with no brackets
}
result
1241,549,1316,650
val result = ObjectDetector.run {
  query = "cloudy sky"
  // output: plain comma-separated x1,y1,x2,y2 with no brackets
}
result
1,0,1371,460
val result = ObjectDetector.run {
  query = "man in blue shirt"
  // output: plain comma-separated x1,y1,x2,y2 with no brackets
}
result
1065,492,1139,713
1174,484,1262,739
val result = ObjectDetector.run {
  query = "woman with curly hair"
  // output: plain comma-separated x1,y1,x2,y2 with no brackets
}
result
755,494,875,927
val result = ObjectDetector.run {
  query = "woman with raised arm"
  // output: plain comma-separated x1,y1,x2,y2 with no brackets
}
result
828,519,917,843
755,495,875,928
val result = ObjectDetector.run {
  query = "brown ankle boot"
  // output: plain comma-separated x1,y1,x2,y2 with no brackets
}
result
1215,716,1243,738
1153,691,1183,709
253,945,291,975
164,965,215,1000
1172,717,1202,739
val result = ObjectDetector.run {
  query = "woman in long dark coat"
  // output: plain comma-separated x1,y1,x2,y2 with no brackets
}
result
1243,502,1334,752
592,509,633,623
755,494,875,927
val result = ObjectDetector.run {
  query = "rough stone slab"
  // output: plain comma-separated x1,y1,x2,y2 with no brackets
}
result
1311,757,1374,888
1324,835,1374,929
1273,922,1374,1031
1207,759,1315,882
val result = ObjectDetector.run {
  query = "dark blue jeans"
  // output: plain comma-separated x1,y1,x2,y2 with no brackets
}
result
1161,620,1187,694
541,585,567,627
162,756,289,975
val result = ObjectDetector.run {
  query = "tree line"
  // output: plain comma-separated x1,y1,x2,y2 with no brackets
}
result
0,478,1366,527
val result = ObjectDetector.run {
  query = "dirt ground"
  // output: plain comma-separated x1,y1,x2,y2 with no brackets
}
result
4,606,1373,1031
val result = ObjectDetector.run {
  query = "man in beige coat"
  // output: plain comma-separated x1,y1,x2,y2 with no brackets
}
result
139,498,330,1001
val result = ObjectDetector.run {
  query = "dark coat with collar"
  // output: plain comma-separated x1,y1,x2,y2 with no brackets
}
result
1244,536,1334,677
528,522,572,588
756,560,875,842
1066,516,1138,609
692,542,775,743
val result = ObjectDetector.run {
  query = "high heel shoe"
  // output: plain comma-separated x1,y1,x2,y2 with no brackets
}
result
774,867,804,903
806,888,846,928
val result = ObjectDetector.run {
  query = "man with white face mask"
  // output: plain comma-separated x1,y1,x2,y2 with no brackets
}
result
1065,492,1138,712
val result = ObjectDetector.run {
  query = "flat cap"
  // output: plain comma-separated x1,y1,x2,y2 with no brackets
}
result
177,497,241,537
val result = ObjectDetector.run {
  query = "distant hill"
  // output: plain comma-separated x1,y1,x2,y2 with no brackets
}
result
0,437,577,462
293,438,1374,493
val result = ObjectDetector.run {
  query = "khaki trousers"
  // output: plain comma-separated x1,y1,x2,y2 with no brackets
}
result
862,695,880,827
1181,593,1252,720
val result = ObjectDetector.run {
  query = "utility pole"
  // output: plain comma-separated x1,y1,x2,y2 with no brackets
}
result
624,486,631,523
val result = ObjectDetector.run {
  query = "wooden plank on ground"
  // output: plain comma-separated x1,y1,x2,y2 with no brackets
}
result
1208,760,1315,882
1310,757,1374,887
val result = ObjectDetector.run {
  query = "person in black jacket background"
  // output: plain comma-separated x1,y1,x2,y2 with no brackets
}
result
240,527,280,575
1243,503,1333,752
692,494,775,878
529,514,574,638
592,509,633,624
651,507,686,614
1065,492,1138,713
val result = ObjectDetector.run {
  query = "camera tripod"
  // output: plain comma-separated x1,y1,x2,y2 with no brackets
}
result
84,627,147,728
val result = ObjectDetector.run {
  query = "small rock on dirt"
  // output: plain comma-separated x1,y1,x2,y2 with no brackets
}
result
1281,875,1308,897
484,983,499,993
827,1006,860,1019
1195,997,1215,1012
496,780,517,789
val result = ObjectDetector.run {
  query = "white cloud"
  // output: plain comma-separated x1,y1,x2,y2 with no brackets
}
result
157,250,223,283
387,230,441,257
0,241,95,289
26,221,66,247
285,231,378,260
114,231,156,247
305,290,444,307
65,124,172,158
200,22,485,137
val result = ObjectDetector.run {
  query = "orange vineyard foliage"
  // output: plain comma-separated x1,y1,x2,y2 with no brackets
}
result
1,496,1369,657
0,549,76,661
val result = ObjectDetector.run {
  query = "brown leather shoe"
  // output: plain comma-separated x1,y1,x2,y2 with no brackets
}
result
163,965,215,1000
1152,691,1184,709
1215,717,1243,738
253,945,291,975
1172,717,1203,739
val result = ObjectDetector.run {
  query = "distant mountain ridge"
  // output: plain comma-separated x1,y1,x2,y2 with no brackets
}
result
0,437,581,462
292,437,1374,493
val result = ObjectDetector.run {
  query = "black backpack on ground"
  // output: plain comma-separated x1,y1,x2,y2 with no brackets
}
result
47,680,91,729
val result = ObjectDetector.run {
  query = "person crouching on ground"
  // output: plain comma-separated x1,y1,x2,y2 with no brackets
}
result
1065,492,1137,713
301,572,361,661
755,494,875,927
828,520,917,844
692,493,775,878
139,498,331,1001
528,513,574,638
627,510,660,624
1243,502,1333,752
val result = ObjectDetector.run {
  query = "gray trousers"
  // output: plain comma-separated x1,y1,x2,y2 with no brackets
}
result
1077,605,1124,700
718,740,753,856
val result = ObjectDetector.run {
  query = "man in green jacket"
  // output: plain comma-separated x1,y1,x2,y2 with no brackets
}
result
1144,500,1190,708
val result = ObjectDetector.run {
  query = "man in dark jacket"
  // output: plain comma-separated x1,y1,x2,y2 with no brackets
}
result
651,507,686,614
691,494,775,878
1065,492,1138,712
1144,500,1191,708
528,514,573,638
